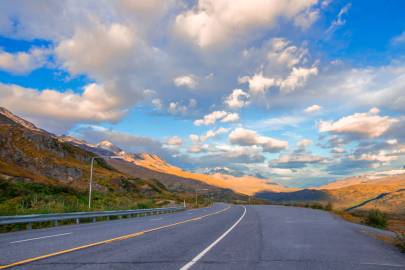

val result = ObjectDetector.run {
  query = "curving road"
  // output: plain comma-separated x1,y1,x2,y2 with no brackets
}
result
0,204,404,270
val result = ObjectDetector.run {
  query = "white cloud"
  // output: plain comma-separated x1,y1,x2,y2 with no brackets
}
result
294,8,319,30
0,82,127,133
331,147,345,154
188,127,229,153
386,139,398,145
297,139,312,148
270,153,325,168
174,74,198,89
174,0,318,48
194,110,239,126
224,89,250,109
319,108,399,138
326,3,351,34
350,151,397,163
249,116,305,131
168,102,187,115
229,127,288,152
56,22,136,77
152,98,163,110
267,38,308,68
166,136,183,146
304,104,321,113
0,48,49,74
239,66,318,95
166,99,197,115
238,72,277,95
203,127,229,140
279,66,318,92
221,112,240,123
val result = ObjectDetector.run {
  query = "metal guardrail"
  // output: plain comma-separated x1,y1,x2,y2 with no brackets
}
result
0,207,185,229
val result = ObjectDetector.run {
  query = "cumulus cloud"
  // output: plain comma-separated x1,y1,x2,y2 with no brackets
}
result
319,108,399,138
239,66,318,95
168,102,188,115
0,82,128,133
174,0,318,48
173,74,198,89
190,127,229,144
0,48,49,74
304,104,321,113
229,127,288,152
188,144,266,166
279,66,318,92
270,153,326,168
194,111,239,126
188,127,229,153
56,21,136,77
297,139,312,148
294,8,320,30
224,89,250,109
152,98,163,110
166,136,183,146
267,38,308,68
351,151,397,163
165,99,197,115
238,72,277,95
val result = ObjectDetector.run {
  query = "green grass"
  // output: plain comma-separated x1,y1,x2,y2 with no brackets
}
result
0,178,166,216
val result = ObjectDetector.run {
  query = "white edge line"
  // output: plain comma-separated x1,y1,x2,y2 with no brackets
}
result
179,206,247,270
10,232,73,244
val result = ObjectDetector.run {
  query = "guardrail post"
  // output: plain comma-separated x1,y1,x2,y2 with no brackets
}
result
76,218,80,224
92,217,96,223
54,220,58,227
27,222,32,230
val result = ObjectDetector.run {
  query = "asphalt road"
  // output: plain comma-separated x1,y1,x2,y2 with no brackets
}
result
0,204,404,270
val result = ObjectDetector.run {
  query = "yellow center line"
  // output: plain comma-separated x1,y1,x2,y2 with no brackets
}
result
0,206,231,269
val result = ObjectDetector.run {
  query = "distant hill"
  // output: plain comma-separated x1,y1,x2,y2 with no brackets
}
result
323,174,405,216
255,172,405,217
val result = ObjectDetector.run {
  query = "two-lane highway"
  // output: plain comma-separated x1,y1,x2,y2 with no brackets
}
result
0,204,404,269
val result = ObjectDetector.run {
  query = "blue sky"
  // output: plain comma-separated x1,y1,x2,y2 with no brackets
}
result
0,0,404,187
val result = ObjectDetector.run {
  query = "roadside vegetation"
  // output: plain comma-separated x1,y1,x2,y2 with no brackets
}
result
365,209,388,229
395,232,405,253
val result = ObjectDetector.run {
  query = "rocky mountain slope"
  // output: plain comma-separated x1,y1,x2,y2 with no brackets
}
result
0,107,178,214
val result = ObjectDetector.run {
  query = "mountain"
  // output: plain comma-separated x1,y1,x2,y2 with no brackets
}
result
66,138,286,196
0,107,47,134
99,145,288,195
96,140,125,154
0,107,178,214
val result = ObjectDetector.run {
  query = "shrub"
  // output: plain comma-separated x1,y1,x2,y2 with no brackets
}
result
395,232,405,253
325,202,333,211
365,209,387,229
